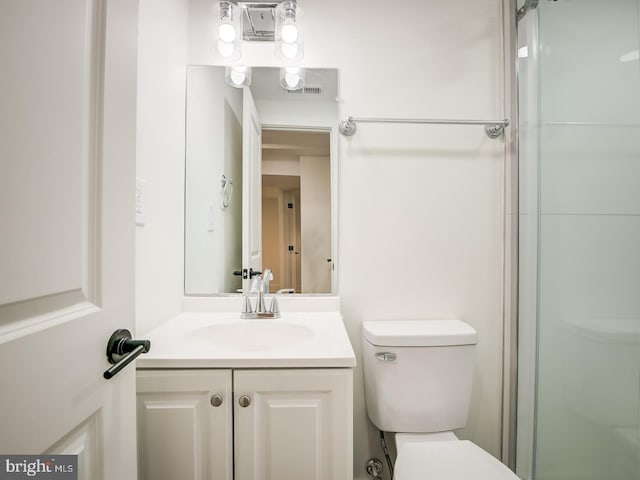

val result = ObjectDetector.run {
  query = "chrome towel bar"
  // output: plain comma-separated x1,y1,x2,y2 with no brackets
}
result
338,116,509,139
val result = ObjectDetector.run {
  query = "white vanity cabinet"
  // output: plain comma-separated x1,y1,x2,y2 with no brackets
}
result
234,369,353,480
136,370,234,480
137,368,353,480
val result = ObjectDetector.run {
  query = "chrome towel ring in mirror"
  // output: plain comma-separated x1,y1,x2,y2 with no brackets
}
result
221,174,234,208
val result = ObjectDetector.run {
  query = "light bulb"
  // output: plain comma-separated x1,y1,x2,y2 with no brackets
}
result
285,74,299,89
225,66,251,88
230,67,247,86
217,40,235,58
218,22,236,43
280,67,304,90
281,21,298,43
280,42,299,59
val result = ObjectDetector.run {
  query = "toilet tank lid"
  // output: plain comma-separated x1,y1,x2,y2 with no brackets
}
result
362,320,477,347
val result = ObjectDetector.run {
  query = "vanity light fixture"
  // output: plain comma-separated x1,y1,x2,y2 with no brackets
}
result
216,1,241,60
279,66,305,91
275,0,303,62
225,65,252,88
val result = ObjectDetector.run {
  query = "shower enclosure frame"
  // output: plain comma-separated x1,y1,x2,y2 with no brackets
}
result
501,0,520,472
507,0,545,477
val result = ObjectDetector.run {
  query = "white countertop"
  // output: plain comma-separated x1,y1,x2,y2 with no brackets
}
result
138,310,356,369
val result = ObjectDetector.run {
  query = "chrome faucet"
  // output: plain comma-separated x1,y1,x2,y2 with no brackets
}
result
269,288,295,315
241,269,294,318
254,268,272,314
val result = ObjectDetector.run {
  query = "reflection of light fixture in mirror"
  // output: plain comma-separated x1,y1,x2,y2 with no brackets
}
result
279,67,305,91
225,65,252,88
275,0,303,62
216,1,241,60
619,50,639,63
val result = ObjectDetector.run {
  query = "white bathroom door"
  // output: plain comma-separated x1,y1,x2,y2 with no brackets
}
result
242,86,263,292
299,156,332,293
0,1,139,478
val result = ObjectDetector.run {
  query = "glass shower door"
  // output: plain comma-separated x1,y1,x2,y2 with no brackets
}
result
517,1,640,479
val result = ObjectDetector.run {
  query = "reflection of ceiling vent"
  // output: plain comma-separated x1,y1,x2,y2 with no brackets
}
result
285,86,323,95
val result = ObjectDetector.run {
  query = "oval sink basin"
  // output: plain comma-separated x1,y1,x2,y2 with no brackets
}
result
188,320,315,352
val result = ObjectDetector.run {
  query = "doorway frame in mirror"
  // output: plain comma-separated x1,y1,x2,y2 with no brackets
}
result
260,122,339,295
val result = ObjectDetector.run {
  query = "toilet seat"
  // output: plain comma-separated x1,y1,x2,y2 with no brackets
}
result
395,440,519,480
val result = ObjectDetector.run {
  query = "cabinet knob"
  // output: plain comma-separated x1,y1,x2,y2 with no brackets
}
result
238,395,251,407
210,394,224,407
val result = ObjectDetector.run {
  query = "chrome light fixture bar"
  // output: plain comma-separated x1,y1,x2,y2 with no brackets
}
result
240,2,278,41
216,1,306,93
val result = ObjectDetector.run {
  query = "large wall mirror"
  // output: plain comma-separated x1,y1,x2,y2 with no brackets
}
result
184,66,339,296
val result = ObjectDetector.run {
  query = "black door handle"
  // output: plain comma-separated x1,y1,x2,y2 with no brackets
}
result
249,268,262,278
103,329,151,380
232,269,261,279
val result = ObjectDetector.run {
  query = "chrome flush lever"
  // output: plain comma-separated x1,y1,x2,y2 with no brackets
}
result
375,352,397,362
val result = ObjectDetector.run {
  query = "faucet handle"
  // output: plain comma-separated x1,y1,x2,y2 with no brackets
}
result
242,294,253,314
269,296,280,315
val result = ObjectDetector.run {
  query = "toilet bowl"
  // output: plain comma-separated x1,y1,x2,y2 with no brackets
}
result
362,320,518,480
394,432,517,479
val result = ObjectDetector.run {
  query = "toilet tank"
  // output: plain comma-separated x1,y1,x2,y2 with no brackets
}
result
362,320,477,433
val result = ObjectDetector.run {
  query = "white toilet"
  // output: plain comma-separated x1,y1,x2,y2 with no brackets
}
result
362,320,518,479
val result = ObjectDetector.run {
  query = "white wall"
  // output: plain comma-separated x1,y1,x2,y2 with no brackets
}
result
135,0,189,335
184,67,243,294
256,99,339,128
188,0,506,476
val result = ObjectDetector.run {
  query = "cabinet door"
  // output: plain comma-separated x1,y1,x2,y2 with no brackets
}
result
137,370,233,480
234,369,353,480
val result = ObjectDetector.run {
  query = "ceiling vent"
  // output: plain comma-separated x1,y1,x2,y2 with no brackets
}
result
285,86,323,95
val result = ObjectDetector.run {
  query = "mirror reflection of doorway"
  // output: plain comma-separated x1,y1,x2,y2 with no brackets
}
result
262,175,301,293
261,129,331,294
